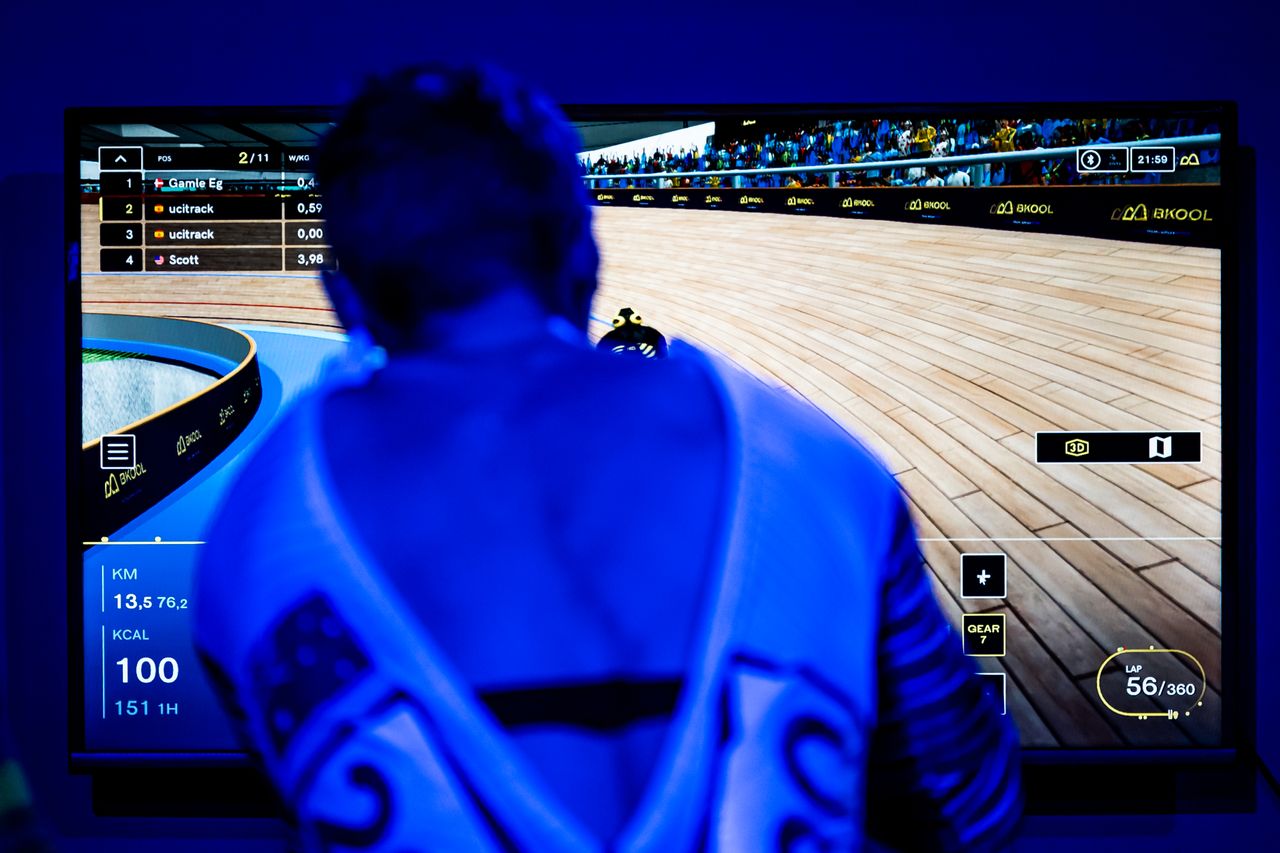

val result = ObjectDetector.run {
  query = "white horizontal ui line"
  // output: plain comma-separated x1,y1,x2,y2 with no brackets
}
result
83,540,206,546
918,536,1221,542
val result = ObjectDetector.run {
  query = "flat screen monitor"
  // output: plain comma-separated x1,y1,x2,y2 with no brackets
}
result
66,103,1243,775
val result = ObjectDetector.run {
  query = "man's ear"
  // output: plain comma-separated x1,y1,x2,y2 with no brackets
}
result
560,221,599,331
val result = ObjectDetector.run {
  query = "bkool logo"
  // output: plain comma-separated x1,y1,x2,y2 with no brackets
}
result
1112,204,1149,222
993,201,1054,216
1179,153,1200,167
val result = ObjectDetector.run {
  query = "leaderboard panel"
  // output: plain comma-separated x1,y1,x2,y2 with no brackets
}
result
94,144,333,275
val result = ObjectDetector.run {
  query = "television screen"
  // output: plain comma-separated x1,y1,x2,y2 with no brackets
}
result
68,104,1236,765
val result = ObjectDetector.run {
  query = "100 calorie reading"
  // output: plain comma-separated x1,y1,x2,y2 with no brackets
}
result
116,656,180,684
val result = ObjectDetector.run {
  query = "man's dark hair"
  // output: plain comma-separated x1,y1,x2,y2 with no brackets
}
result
317,63,597,347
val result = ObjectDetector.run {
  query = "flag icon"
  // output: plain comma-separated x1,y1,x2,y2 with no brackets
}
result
153,204,164,213
154,178,165,189
153,229,164,239
154,255,165,266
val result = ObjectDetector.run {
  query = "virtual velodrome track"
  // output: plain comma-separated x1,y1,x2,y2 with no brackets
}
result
78,315,348,753
81,204,1222,749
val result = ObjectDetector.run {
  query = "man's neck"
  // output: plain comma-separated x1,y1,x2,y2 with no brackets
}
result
392,288,586,358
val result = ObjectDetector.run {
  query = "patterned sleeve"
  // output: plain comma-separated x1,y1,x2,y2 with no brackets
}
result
864,498,1023,851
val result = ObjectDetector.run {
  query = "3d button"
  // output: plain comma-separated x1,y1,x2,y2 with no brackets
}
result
1036,430,1201,464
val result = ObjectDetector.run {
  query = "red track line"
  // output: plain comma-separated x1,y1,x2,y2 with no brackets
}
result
83,299,332,313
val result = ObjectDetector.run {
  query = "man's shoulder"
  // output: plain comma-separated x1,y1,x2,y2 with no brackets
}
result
197,392,321,578
192,384,363,645
221,395,317,504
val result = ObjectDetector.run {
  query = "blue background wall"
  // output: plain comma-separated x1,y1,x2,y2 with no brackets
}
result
1,1,1274,848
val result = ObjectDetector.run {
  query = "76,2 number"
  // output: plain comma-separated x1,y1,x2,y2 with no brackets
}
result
116,656,179,684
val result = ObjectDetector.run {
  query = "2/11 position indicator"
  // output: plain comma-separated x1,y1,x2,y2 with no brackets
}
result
144,147,281,170
1096,646,1207,721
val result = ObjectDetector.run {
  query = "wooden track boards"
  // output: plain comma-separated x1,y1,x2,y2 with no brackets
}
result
82,203,1224,746
587,208,1222,748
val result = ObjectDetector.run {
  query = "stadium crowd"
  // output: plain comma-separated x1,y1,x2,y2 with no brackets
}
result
581,116,1220,189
